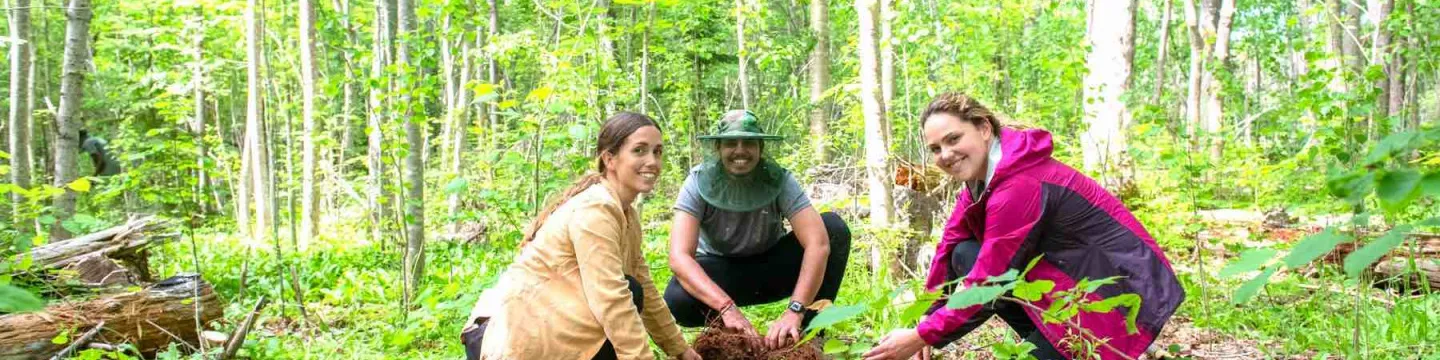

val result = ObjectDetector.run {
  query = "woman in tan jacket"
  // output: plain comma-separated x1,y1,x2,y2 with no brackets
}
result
461,112,702,360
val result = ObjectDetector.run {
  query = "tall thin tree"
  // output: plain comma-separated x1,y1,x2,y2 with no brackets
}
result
51,0,94,240
397,0,426,304
808,0,829,162
735,0,751,109
8,0,33,227
245,0,272,242
856,0,891,228
300,0,321,246
1081,0,1137,178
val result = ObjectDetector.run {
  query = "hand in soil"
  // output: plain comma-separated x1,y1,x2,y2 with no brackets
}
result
678,347,703,360
863,328,928,360
764,311,804,350
720,306,759,339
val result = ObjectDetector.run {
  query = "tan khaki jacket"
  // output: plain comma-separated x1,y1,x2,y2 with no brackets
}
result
468,183,688,359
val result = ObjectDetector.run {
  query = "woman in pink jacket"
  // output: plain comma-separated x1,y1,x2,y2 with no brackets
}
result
866,94,1185,360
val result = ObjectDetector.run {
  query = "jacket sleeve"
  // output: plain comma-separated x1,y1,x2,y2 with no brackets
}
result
630,244,691,357
570,202,656,360
917,178,1044,346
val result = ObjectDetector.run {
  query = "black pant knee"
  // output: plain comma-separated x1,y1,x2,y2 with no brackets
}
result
624,275,643,310
663,278,709,327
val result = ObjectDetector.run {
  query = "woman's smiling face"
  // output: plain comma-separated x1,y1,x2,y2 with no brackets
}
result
923,113,993,182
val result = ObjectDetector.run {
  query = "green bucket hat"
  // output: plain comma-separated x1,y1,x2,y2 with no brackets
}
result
697,110,784,141
694,110,789,212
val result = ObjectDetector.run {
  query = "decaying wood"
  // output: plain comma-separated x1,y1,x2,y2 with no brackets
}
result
0,274,222,360
59,254,135,288
19,216,175,282
48,320,104,360
1373,257,1440,290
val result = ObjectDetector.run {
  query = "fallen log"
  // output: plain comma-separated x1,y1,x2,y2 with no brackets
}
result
0,274,223,360
19,216,175,282
1373,257,1440,290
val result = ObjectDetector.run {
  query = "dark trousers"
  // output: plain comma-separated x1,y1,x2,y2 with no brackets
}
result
932,241,1066,360
663,212,851,328
463,276,644,360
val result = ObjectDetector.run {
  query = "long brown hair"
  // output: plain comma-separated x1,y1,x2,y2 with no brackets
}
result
520,112,661,247
920,93,1003,133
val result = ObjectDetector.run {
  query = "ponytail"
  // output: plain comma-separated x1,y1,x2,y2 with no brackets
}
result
520,173,605,248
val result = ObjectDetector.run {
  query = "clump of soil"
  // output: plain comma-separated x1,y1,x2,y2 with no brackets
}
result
691,326,824,360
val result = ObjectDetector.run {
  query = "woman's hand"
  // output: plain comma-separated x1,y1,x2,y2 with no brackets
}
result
862,328,928,360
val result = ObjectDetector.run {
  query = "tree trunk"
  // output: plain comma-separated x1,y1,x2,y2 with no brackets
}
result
51,0,93,241
640,2,653,113
1202,0,1235,160
1154,0,1172,103
0,275,223,360
300,0,321,248
808,0,829,163
368,0,391,247
879,0,894,111
735,0,751,109
445,17,473,236
1081,0,1136,179
486,0,499,151
397,0,426,305
245,0,272,242
192,7,212,215
8,0,33,228
1182,0,1203,138
856,0,891,228
1324,0,1348,92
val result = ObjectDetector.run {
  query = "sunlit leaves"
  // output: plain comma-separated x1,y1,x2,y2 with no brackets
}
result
1232,267,1277,304
1282,229,1346,268
1218,248,1278,279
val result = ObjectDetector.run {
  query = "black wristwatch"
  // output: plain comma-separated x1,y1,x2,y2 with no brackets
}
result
787,300,806,313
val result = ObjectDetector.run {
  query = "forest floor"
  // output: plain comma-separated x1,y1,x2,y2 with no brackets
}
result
128,207,1440,359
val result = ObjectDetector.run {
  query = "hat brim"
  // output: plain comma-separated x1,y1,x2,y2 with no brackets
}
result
697,132,784,140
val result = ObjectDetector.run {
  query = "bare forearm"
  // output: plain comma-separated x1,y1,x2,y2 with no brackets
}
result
671,254,733,310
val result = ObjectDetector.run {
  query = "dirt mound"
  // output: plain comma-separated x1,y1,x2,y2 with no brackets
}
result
691,326,824,360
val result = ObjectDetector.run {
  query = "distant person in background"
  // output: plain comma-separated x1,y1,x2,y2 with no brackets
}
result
79,130,122,176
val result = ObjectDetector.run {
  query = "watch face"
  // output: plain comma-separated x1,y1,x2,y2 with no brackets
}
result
788,301,803,312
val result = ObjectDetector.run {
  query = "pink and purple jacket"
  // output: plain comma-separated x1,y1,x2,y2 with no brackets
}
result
918,128,1185,360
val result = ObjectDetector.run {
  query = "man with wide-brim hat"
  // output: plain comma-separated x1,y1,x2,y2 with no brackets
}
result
664,109,853,350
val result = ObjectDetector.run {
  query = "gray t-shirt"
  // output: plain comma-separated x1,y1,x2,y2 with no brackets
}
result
674,166,812,257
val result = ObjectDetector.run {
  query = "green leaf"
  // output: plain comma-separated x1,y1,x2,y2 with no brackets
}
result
1012,280,1055,302
1218,248,1279,279
1079,276,1126,293
1080,293,1142,334
0,285,45,313
1343,225,1414,277
52,330,70,345
1232,267,1278,304
1282,229,1347,268
804,304,865,332
899,292,941,323
66,177,92,192
1420,172,1440,197
823,338,847,354
1022,254,1046,276
1375,169,1422,205
987,269,1019,284
1364,131,1418,165
444,178,470,195
946,285,1006,309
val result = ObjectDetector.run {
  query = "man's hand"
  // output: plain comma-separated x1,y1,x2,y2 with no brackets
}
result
677,348,703,360
719,305,758,337
764,311,804,350
862,328,928,360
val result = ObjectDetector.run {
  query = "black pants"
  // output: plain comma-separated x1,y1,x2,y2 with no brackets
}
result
664,212,851,328
463,276,644,360
931,241,1066,360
